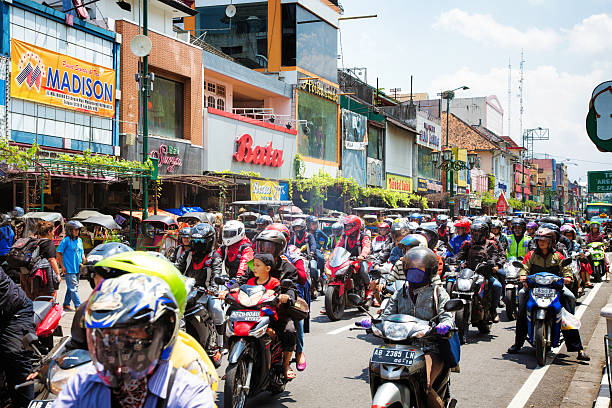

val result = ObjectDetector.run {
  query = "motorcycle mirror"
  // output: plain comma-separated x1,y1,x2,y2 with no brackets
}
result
561,258,572,267
511,260,524,269
214,276,228,285
280,279,293,289
444,298,466,312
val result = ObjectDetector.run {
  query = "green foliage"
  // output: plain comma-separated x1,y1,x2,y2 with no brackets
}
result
0,139,40,170
57,149,153,171
216,170,261,178
293,154,305,179
487,174,496,192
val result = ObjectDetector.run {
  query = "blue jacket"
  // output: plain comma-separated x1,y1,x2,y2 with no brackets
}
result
389,245,404,265
311,229,330,251
448,234,471,256
0,225,14,257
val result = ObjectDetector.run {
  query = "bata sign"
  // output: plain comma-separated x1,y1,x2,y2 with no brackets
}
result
233,134,284,167
150,144,182,172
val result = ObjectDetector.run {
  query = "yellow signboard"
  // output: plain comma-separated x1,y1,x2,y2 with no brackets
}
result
10,39,115,118
251,180,282,201
453,148,468,188
386,173,413,194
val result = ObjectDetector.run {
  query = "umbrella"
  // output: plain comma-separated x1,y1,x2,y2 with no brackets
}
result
279,205,303,214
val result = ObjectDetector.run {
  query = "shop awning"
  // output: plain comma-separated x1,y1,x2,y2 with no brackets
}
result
159,174,236,190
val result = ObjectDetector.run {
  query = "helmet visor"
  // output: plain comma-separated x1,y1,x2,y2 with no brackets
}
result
223,229,238,239
255,241,278,256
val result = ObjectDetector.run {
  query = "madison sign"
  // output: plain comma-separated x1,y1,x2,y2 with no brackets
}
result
233,133,284,167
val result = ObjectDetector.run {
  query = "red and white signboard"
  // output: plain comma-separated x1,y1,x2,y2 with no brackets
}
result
496,191,509,215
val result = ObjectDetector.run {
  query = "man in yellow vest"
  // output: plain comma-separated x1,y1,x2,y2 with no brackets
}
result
506,218,531,260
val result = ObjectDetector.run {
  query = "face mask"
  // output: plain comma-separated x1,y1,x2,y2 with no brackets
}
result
405,267,426,284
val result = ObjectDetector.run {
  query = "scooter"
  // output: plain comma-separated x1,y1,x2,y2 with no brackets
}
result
568,251,583,298
587,242,607,282
504,259,522,321
453,262,494,344
352,299,464,408
32,296,63,353
324,247,369,321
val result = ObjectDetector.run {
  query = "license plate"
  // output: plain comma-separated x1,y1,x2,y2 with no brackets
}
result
230,310,260,321
28,401,54,408
532,287,556,297
371,347,416,366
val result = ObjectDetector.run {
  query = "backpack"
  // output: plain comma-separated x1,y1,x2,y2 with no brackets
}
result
6,237,40,268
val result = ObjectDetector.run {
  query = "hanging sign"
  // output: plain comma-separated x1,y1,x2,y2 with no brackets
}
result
233,133,284,167
10,39,115,118
251,179,282,201
586,80,612,152
299,78,338,103
149,144,182,172
496,191,509,215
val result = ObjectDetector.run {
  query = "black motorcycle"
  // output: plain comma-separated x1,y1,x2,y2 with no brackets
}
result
453,262,495,344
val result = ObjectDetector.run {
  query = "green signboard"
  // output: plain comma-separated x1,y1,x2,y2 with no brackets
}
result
586,81,612,152
588,170,612,193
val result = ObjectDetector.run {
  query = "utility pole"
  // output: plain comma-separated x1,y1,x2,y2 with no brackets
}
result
141,0,149,220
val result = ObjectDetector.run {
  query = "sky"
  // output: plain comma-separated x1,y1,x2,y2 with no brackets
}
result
338,0,612,182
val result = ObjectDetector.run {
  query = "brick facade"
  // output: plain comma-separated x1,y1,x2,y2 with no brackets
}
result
441,112,497,151
116,20,203,146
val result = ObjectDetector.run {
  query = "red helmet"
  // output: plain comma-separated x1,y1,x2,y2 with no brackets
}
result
377,222,390,229
454,219,471,233
266,223,290,242
343,215,362,237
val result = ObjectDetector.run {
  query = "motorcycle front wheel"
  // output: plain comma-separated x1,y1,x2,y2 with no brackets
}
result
592,263,602,282
505,289,516,321
224,358,249,408
325,285,345,321
455,303,470,344
535,319,547,366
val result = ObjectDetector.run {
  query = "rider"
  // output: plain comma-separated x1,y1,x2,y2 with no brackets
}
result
385,234,429,284
448,219,470,256
389,221,410,264
306,215,328,281
526,221,538,238
0,214,15,263
507,228,590,361
562,224,592,289
218,220,253,278
372,222,394,264
506,218,530,260
55,273,216,407
455,221,504,323
587,220,605,243
335,215,372,295
416,223,445,277
256,215,273,233
172,227,192,272
436,215,452,246
491,219,508,253
379,247,456,408
330,222,343,248
409,212,423,226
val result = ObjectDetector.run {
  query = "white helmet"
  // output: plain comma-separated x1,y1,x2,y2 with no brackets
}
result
222,220,245,246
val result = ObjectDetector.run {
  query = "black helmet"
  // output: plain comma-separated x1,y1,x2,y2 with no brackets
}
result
191,223,216,256
540,216,561,227
391,221,409,241
511,218,527,235
255,229,287,258
256,215,273,230
306,215,318,229
475,216,492,232
416,222,439,250
471,221,489,244
85,242,134,289
402,247,438,286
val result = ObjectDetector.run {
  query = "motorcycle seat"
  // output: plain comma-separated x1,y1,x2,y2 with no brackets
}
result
33,300,53,326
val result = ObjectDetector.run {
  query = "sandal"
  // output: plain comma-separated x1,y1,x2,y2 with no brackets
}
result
585,283,594,288
296,353,307,371
284,368,297,380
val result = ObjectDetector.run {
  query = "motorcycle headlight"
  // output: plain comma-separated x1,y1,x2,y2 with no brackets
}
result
238,291,263,307
382,321,409,341
457,279,471,292
532,274,556,286
48,363,78,395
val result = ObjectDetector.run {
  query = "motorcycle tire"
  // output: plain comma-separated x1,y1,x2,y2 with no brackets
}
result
455,305,469,344
592,263,602,283
325,285,345,321
505,290,516,321
476,321,491,335
535,319,547,366
224,359,250,408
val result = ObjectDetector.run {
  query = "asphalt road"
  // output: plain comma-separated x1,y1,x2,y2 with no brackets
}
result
57,263,612,408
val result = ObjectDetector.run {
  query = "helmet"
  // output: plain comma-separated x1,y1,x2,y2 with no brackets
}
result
416,222,439,250
491,219,503,230
222,220,246,247
254,229,287,258
526,221,538,230
409,213,422,222
561,224,576,239
12,207,24,218
534,227,556,249
179,227,192,239
66,220,84,233
93,251,188,314
292,218,307,232
436,215,449,226
590,220,601,230
0,214,11,226
256,215,273,230
383,218,394,226
343,215,361,238
398,234,427,252
454,219,471,234
540,216,561,227
511,218,527,236
331,222,343,237
190,223,216,256
377,222,390,235
475,216,492,232
406,222,420,233
85,273,180,388
470,221,489,244
266,222,290,242
305,215,318,229
85,242,133,289
391,221,409,241
402,247,438,285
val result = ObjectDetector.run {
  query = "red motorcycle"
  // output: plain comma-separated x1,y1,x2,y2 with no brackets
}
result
222,280,290,408
324,247,369,321
32,296,63,352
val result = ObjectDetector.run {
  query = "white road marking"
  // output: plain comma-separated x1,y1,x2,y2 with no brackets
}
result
506,282,603,408
327,323,357,335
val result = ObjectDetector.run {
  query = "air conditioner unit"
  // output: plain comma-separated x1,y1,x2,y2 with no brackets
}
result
125,133,135,146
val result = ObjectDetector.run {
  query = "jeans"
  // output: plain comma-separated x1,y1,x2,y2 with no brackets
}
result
0,306,35,408
314,250,325,274
63,273,81,308
489,277,502,311
295,318,304,353
309,259,319,282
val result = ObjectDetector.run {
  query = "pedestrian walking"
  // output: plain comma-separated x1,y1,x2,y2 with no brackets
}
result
57,220,85,311
0,214,15,263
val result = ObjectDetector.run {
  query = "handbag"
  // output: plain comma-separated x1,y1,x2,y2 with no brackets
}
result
433,285,461,369
287,296,309,321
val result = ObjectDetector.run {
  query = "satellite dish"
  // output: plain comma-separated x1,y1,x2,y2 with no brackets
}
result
130,35,152,57
225,4,236,18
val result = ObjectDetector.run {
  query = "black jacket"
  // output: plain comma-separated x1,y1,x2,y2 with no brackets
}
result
185,252,222,288
455,239,503,277
0,266,31,322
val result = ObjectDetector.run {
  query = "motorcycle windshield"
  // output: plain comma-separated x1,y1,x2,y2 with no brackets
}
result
328,247,351,268
58,349,92,369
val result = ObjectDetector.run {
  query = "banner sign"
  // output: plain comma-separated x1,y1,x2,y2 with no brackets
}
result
387,173,413,193
588,170,612,193
416,111,441,151
497,191,509,215
251,179,282,201
149,144,182,173
10,39,115,118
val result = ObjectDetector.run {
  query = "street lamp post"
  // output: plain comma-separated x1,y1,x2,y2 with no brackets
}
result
432,150,479,216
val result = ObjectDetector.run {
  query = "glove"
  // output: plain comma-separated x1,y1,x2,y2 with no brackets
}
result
435,323,451,335
360,318,372,329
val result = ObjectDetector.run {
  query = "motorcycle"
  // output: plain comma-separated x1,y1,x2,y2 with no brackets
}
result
222,280,292,408
453,262,494,344
504,259,522,321
352,299,464,408
568,251,583,298
587,241,607,282
32,296,64,353
443,258,459,298
324,247,369,321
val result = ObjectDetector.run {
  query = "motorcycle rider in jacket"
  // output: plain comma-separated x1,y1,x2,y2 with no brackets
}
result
372,222,394,264
507,228,589,360
174,227,193,273
436,215,452,247
305,216,329,280
491,219,508,253
336,215,372,295
562,224,592,289
217,220,253,278
448,219,471,256
455,221,504,322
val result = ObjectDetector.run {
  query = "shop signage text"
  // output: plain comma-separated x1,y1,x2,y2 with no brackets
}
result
251,180,281,201
150,144,182,172
233,133,284,167
386,173,412,193
10,39,115,118
418,122,440,148
416,111,441,151
418,177,443,193
299,79,338,103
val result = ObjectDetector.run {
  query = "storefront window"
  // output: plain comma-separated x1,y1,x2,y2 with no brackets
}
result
417,145,440,180
298,91,337,162
196,4,267,69
148,76,184,139
367,125,384,160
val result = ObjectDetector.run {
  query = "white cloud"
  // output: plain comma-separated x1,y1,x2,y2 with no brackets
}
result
567,14,612,54
428,65,610,181
433,9,561,51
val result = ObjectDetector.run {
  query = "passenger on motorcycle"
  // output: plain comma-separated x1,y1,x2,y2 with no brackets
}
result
507,228,590,361
562,224,592,289
436,215,451,246
587,221,605,244
55,273,215,408
526,221,538,238
380,248,456,408
409,212,423,226
330,222,343,248
335,215,372,296
455,221,504,323
416,223,445,277
372,222,394,263
491,219,508,253
256,215,273,232
448,219,471,256
218,220,253,278
173,227,193,272
385,234,429,284
290,218,320,285
389,222,411,264
306,215,329,278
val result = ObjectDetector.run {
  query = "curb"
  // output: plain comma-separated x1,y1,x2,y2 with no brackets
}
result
594,367,610,408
